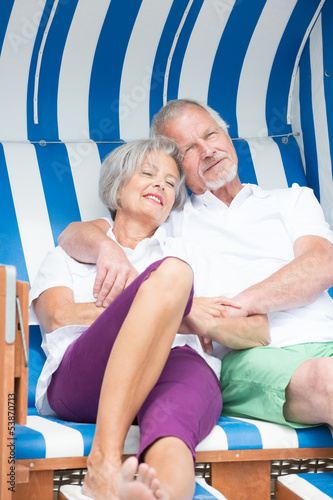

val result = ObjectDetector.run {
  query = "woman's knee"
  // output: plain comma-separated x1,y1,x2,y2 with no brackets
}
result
154,257,193,290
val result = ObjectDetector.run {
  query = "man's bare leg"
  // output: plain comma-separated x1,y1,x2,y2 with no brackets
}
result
82,259,193,500
284,356,333,426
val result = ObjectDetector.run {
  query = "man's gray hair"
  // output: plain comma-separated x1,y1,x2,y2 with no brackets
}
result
150,99,229,138
99,136,187,220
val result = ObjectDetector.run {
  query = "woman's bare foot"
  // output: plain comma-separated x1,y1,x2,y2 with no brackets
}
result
81,450,122,500
118,457,165,500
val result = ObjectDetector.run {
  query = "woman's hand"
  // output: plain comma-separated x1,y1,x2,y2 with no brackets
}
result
179,296,270,354
179,296,241,354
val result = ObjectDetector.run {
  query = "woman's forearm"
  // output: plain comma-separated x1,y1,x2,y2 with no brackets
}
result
49,302,106,332
207,314,270,350
33,289,106,334
180,299,270,350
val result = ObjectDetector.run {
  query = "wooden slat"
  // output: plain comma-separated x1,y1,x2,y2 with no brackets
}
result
17,457,88,472
13,470,53,500
211,460,271,500
14,465,30,485
196,448,333,463
275,481,304,500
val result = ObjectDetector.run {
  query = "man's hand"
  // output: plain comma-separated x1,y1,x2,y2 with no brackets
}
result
94,243,138,307
58,219,139,307
180,296,270,353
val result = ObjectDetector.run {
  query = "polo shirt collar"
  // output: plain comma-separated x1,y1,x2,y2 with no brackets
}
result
191,183,270,209
107,224,167,248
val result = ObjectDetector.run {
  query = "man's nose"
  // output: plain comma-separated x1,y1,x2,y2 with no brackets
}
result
198,139,215,158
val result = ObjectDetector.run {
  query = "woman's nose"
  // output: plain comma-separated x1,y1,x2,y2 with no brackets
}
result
153,180,165,190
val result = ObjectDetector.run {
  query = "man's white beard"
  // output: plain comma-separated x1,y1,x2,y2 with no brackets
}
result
200,162,237,190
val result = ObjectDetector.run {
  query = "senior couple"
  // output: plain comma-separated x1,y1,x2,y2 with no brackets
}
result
30,99,333,500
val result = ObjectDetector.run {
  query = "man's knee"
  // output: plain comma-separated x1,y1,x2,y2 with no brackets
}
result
313,357,333,395
288,356,333,397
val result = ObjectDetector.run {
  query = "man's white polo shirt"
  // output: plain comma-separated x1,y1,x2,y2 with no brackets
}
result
164,183,333,349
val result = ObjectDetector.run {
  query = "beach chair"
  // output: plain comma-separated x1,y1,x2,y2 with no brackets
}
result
1,1,333,499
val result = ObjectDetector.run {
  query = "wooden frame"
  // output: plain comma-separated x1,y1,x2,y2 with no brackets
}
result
10,448,333,500
0,268,29,500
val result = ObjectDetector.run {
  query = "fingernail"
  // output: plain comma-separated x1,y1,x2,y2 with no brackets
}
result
96,300,102,307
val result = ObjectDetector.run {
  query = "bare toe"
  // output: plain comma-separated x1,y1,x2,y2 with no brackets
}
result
118,457,165,500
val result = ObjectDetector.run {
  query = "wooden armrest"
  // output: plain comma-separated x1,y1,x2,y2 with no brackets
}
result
14,280,29,426
0,267,29,500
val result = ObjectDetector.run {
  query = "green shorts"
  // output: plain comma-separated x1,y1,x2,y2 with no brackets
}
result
220,342,333,428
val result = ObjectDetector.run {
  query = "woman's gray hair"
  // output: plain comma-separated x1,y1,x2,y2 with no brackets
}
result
99,136,187,220
150,99,229,137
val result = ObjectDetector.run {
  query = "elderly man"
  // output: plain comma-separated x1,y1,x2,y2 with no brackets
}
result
59,99,333,429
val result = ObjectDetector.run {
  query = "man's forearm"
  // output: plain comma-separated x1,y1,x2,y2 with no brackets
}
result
58,220,111,263
235,237,333,315
58,219,139,306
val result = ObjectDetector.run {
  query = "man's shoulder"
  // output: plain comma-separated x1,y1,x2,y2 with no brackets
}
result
250,182,314,202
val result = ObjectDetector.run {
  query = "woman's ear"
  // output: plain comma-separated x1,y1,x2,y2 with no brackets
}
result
116,186,122,208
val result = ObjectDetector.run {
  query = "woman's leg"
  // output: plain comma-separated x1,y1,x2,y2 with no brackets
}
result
81,258,194,500
117,440,194,500
134,346,223,500
143,437,195,500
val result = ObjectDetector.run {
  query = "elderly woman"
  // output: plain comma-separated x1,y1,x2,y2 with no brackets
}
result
30,137,269,500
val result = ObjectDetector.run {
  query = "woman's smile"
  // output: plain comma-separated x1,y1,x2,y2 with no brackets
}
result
144,193,164,206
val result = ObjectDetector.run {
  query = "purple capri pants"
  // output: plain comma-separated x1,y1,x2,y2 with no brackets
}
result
47,258,222,461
